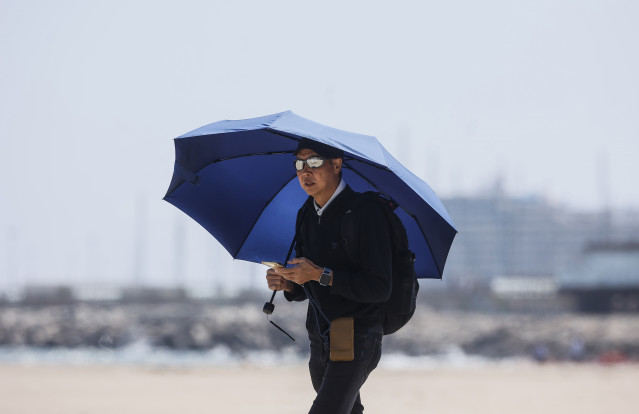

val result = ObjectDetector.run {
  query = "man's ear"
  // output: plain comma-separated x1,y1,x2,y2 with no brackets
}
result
332,158,343,174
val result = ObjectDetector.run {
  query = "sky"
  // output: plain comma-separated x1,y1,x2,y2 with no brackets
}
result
1,0,638,293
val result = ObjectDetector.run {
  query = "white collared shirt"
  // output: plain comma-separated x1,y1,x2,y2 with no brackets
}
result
314,178,346,217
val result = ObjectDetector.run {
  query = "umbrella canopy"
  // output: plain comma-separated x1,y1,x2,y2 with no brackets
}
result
164,111,457,279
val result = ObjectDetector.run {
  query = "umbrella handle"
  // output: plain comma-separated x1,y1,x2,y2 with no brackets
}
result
263,225,299,313
263,291,295,341
263,291,276,314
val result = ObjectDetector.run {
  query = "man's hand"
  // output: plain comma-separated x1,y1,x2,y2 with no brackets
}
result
275,257,324,285
266,268,296,293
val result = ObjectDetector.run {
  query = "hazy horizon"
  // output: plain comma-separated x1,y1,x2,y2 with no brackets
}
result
1,1,638,291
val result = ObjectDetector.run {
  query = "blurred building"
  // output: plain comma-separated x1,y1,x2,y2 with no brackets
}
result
558,242,639,312
489,276,567,312
21,285,76,306
120,286,188,303
442,186,639,295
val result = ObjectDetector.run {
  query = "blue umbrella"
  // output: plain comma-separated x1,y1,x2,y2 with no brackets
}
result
164,111,456,280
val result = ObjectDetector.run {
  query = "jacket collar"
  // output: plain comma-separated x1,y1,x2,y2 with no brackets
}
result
306,184,354,220
314,178,347,216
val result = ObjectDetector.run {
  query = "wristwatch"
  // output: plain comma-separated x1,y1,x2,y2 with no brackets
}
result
319,267,332,286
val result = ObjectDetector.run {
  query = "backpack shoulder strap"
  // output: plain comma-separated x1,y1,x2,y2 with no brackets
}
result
341,191,413,259
338,191,383,262
294,196,314,257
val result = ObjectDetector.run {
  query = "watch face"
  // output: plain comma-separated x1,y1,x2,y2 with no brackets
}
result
320,269,331,286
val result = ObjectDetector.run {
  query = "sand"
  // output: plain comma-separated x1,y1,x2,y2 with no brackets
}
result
1,362,638,414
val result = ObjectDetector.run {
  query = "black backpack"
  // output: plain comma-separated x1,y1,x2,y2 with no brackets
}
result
339,191,419,335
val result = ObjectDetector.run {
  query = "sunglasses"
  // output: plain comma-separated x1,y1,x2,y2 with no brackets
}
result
294,156,326,171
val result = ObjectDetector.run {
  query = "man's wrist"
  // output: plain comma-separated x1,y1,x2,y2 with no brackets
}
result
284,279,296,293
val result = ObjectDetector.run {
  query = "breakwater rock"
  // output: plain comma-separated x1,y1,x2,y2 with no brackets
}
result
1,301,638,361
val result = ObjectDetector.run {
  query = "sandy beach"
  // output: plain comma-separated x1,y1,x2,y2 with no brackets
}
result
1,362,638,414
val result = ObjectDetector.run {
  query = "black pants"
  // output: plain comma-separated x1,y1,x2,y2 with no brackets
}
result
307,324,383,414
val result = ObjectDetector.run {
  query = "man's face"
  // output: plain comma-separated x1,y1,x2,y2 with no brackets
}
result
295,149,342,203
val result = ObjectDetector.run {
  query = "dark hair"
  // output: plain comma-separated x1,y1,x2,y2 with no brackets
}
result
294,138,344,159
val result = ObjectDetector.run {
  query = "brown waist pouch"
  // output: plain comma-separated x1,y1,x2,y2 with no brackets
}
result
329,317,354,361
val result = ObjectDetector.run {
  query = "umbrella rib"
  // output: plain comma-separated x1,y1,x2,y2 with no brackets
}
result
210,151,294,164
183,127,300,178
265,129,305,142
167,151,296,196
342,161,393,199
232,173,299,260
342,161,444,278
343,156,388,171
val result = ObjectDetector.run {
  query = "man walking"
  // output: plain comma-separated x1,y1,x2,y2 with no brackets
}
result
266,138,393,414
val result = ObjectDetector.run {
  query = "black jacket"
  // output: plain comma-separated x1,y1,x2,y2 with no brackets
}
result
284,185,393,332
